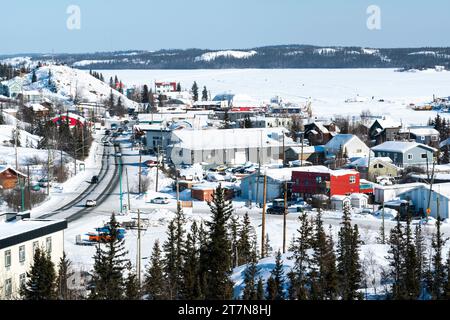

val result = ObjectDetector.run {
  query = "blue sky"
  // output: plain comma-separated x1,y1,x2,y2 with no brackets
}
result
1,0,450,54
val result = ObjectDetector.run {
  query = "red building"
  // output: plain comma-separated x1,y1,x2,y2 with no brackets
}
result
51,113,87,127
291,166,360,197
155,81,177,93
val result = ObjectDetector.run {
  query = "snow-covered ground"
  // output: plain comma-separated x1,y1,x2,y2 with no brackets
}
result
99,68,450,124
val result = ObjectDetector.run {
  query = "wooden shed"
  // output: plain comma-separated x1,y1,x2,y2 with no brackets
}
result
0,166,26,190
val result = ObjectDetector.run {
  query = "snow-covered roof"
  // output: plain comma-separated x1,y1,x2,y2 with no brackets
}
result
26,103,48,112
372,141,436,153
330,195,350,201
350,193,369,200
0,219,66,245
325,134,363,150
293,165,358,176
349,156,393,167
0,165,26,177
287,146,317,154
371,116,402,129
260,167,297,182
171,128,293,150
400,126,439,136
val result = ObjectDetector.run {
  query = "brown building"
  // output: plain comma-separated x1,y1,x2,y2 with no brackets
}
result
0,166,26,190
191,184,235,202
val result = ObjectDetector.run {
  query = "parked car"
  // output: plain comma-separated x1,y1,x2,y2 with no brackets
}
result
144,159,158,167
86,200,97,207
38,178,50,187
105,130,111,135
91,175,99,184
267,206,285,215
150,197,170,204
115,152,122,157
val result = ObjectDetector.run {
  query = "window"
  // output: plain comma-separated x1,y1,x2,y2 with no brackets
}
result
431,135,438,141
349,176,356,184
378,164,384,169
316,176,322,183
33,241,39,254
421,153,427,159
46,237,52,253
5,250,11,268
420,136,425,141
19,273,26,288
19,245,25,263
178,150,182,157
356,149,362,153
407,154,413,160
5,278,12,298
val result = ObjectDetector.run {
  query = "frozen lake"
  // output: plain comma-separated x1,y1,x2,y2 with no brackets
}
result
99,68,450,124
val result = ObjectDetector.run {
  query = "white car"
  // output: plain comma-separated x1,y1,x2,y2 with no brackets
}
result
86,200,97,207
150,197,170,204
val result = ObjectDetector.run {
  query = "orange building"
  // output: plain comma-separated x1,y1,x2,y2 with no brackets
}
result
0,166,26,190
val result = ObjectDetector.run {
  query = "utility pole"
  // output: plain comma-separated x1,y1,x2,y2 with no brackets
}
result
119,159,123,213
261,174,267,258
47,147,50,195
176,177,180,205
283,180,288,254
126,167,131,213
27,165,30,210
255,147,261,207
155,146,160,192
14,125,18,170
381,201,385,244
282,134,285,167
300,133,304,167
137,209,142,286
138,153,142,194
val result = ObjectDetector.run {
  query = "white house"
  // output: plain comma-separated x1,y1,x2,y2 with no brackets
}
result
350,193,369,209
168,127,297,166
325,134,370,159
240,167,295,204
398,183,450,219
0,213,67,299
330,195,351,211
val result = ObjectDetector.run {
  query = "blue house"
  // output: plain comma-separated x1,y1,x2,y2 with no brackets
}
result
371,141,436,168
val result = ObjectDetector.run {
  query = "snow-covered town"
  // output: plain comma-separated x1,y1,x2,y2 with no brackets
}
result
1,1,450,306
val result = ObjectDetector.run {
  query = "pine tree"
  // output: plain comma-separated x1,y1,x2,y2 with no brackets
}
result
109,77,114,88
56,252,74,300
182,222,202,299
288,212,313,299
142,85,149,104
271,250,285,300
445,249,450,299
31,70,37,83
229,215,240,268
192,81,199,102
243,115,253,128
387,216,405,299
310,209,330,300
200,184,234,299
124,263,141,300
144,241,167,300
237,213,254,266
202,86,208,101
337,204,362,300
414,223,427,298
256,278,265,300
263,233,273,258
0,104,4,125
266,276,277,300
429,216,448,299
21,247,56,300
242,247,259,300
404,215,420,299
89,213,128,300
323,225,338,300
176,82,181,92
162,220,178,299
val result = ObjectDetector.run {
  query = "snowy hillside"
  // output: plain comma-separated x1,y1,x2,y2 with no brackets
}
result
195,50,258,62
23,65,138,109
0,125,41,148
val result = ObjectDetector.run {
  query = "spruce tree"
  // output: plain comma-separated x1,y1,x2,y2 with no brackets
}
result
414,223,427,298
142,85,149,104
229,215,240,268
288,212,313,299
144,241,167,300
237,212,254,266
89,213,128,300
31,70,37,83
310,209,328,300
323,225,338,300
124,263,141,300
192,81,199,102
56,252,74,300
256,278,265,300
201,184,234,299
429,216,448,299
387,216,405,299
404,215,420,299
242,247,259,300
162,220,178,299
21,247,56,300
271,250,285,300
337,204,362,300
266,276,277,300
176,82,181,92
182,222,202,299
202,86,208,101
